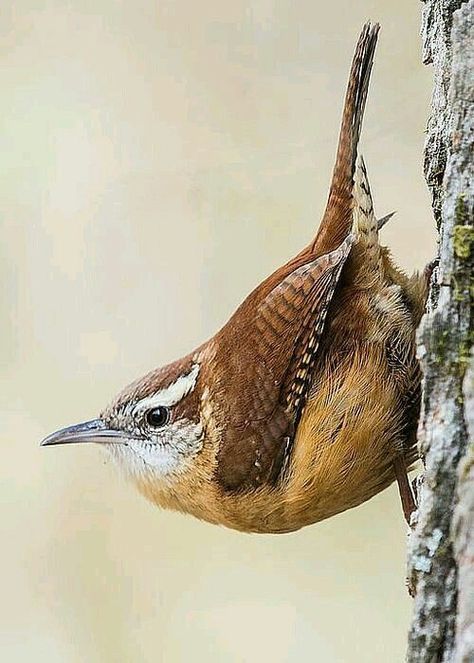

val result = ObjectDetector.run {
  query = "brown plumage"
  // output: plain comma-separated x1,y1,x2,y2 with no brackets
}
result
42,23,429,534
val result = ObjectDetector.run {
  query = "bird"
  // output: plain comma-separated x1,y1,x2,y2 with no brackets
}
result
41,22,430,534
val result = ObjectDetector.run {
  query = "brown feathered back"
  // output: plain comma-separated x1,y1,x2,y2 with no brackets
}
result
209,24,381,492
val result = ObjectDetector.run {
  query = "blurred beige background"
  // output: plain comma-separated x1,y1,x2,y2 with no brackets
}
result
1,1,435,662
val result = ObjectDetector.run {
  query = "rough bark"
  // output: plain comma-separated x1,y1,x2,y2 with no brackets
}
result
406,1,473,662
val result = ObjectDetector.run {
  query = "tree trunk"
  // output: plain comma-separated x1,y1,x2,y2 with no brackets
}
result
406,1,473,661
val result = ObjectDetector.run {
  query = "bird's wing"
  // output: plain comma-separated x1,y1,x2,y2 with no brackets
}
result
215,235,353,491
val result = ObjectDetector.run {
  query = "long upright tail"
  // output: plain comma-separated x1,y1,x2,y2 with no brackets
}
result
310,22,379,256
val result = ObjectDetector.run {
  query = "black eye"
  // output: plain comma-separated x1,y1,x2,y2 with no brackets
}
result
146,406,170,428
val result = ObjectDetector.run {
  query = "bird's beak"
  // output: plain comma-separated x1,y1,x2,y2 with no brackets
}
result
40,419,127,447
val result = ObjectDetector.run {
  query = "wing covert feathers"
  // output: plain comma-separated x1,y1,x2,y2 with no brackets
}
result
215,236,353,492
277,235,354,422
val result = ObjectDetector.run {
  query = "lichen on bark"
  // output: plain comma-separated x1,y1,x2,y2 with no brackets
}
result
406,1,473,662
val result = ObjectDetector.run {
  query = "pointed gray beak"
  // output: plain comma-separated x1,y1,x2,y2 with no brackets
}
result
40,419,127,447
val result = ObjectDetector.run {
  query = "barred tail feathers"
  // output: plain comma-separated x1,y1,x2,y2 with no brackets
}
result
352,154,382,278
310,22,379,256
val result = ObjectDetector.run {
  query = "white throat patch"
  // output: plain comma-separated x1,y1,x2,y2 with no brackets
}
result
110,417,204,480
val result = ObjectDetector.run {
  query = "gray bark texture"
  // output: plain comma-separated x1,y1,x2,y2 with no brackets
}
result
406,1,473,662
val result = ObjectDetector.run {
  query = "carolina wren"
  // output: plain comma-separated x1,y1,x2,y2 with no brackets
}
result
42,23,429,533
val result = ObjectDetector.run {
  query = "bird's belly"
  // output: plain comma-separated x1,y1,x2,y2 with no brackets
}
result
222,343,412,533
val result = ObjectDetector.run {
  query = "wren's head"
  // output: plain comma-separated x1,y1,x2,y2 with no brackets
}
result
102,358,206,480
41,353,213,492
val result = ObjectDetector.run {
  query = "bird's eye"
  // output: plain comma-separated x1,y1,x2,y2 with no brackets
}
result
146,406,170,428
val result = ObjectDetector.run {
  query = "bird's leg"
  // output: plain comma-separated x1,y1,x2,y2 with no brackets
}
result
393,456,417,526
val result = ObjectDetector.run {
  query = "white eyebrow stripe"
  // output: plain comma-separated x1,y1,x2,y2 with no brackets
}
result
134,363,200,411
